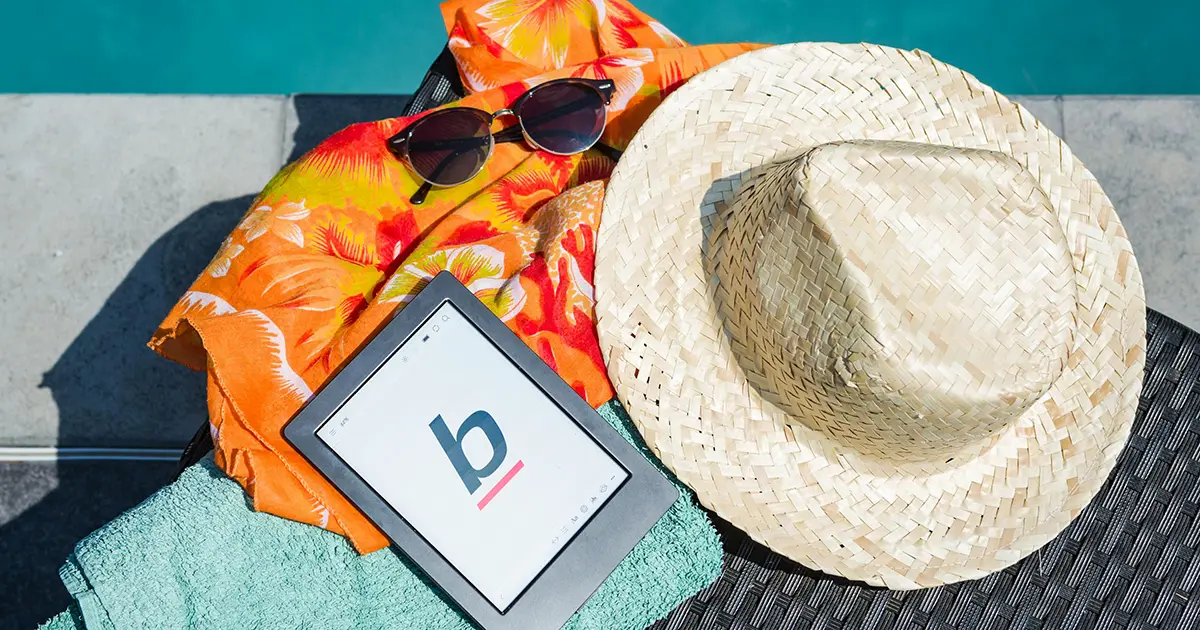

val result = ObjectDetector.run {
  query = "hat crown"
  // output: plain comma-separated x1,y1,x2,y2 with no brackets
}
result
713,141,1079,459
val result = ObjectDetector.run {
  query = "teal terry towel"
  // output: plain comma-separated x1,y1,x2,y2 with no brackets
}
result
37,605,82,630
41,401,723,630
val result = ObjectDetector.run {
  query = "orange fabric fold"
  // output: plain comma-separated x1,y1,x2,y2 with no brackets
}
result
150,0,761,553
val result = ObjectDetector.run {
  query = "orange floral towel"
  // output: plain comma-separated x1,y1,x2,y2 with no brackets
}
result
150,0,760,554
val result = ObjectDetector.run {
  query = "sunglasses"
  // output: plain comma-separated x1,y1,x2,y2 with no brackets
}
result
388,78,618,204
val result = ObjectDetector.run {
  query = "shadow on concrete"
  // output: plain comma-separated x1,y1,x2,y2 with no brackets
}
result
39,195,253,448
0,459,178,626
0,95,412,627
0,195,248,627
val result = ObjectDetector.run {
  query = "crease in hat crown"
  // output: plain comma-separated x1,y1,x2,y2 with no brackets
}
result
711,139,1080,461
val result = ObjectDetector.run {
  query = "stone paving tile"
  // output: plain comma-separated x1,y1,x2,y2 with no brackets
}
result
1063,97,1200,332
0,460,175,628
0,95,286,447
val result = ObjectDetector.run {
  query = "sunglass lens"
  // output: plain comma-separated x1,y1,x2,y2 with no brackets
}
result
405,108,493,186
520,82,606,155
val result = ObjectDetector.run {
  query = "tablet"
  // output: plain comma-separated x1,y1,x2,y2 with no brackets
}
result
284,271,678,630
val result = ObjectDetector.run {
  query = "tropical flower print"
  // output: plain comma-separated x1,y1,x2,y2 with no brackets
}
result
239,206,422,369
648,20,685,47
447,23,529,93
527,181,602,325
568,49,654,112
602,0,672,50
178,291,237,317
379,244,510,303
238,200,310,247
443,0,694,96
149,0,762,555
241,309,313,401
207,236,244,278
475,0,605,69
566,150,617,188
484,151,576,228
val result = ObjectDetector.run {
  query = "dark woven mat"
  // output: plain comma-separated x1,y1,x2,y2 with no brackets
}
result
651,310,1200,630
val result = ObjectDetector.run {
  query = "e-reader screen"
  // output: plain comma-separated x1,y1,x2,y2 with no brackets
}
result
316,302,630,611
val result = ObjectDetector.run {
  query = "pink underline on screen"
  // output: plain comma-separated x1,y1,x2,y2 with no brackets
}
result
477,460,524,511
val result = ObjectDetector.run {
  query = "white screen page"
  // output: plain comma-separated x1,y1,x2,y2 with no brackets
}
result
317,302,628,610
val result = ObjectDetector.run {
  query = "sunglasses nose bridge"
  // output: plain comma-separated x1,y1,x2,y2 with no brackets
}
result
489,108,517,124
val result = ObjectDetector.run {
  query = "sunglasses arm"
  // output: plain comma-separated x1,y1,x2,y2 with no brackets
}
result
392,134,492,153
409,150,463,205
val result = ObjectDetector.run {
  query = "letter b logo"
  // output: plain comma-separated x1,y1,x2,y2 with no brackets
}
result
430,410,507,495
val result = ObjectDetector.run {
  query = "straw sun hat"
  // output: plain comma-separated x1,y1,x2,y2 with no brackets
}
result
594,43,1146,588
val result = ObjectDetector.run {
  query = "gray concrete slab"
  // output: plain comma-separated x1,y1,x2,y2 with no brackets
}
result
1062,97,1200,332
0,460,175,628
0,95,286,447
1013,96,1065,140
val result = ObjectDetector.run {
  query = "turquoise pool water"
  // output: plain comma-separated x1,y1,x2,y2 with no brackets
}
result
3,0,1197,95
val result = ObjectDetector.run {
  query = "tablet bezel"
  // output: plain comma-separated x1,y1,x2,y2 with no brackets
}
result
284,270,678,630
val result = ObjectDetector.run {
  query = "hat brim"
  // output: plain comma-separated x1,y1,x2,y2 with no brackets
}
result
595,43,1146,588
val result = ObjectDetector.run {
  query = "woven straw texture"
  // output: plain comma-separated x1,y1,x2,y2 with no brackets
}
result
649,310,1200,629
712,140,1077,460
595,43,1146,588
